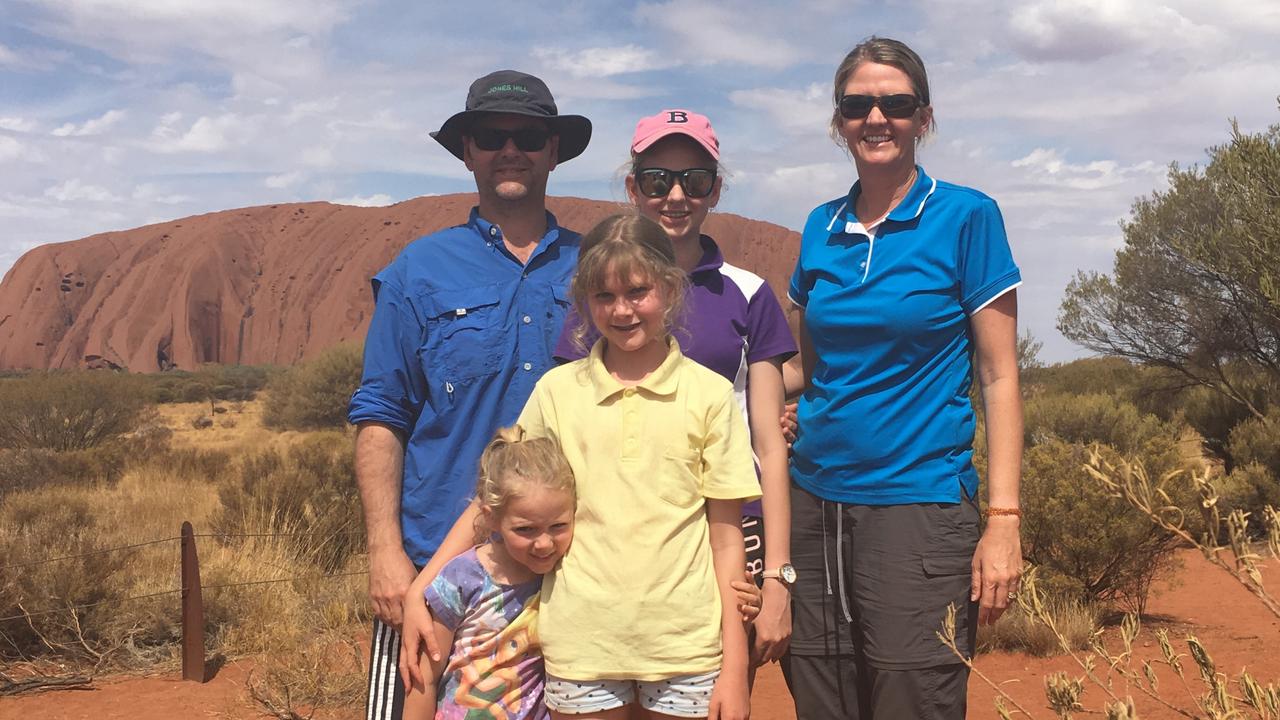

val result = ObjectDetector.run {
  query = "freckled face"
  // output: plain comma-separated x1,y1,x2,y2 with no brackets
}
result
838,62,931,175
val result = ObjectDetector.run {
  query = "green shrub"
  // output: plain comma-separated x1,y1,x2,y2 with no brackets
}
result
0,371,149,451
1020,440,1186,615
1023,392,1186,471
145,364,276,405
261,344,363,431
1226,411,1280,474
214,432,362,572
0,444,130,498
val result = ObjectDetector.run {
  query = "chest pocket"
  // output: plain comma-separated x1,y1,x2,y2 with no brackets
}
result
420,286,506,381
658,446,704,508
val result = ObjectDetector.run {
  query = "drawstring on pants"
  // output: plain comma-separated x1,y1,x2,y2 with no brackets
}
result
822,499,854,625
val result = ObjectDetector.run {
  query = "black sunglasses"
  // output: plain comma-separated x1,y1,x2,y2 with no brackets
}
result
634,168,718,199
838,93,921,120
469,126,552,152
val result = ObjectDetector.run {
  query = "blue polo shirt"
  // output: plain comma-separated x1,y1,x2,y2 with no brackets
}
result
788,166,1020,505
554,235,797,514
348,208,579,565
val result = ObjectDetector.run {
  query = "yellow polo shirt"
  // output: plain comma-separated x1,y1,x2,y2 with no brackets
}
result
517,338,760,681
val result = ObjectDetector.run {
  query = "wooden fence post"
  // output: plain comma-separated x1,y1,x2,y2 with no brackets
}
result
180,521,206,682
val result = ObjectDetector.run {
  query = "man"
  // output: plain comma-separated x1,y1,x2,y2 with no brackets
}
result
347,69,591,720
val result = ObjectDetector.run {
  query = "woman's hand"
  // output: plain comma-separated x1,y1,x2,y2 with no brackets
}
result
731,570,762,623
970,515,1023,625
752,580,792,665
398,586,440,690
708,670,751,720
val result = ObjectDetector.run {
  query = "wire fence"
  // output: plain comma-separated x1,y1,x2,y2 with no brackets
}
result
0,528,368,626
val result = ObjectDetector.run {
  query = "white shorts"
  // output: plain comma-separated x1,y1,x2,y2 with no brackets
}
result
544,669,719,717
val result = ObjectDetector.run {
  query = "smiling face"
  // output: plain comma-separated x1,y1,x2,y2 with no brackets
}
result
626,136,721,248
837,62,932,176
463,113,559,206
587,265,668,357
488,483,575,576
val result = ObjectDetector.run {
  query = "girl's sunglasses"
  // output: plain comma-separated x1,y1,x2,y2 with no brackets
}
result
838,93,921,120
634,168,718,199
469,126,551,152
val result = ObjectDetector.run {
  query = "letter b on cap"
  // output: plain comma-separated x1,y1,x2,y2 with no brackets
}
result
667,111,688,124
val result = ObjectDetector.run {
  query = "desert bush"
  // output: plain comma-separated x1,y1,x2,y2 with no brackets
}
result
1180,379,1277,462
0,370,149,451
1226,410,1280,474
0,444,130,498
977,595,1100,657
145,364,275,405
1023,392,1185,462
260,343,363,431
214,432,362,572
1020,440,1186,614
1022,357,1149,400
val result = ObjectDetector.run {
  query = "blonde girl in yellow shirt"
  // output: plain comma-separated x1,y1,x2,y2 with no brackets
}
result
404,214,759,720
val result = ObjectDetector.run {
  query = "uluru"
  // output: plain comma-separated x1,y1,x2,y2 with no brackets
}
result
0,195,800,371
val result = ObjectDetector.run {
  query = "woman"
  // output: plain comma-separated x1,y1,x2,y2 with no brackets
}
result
554,110,798,669
784,37,1024,719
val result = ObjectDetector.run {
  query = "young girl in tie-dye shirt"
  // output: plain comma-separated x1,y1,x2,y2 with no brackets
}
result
405,426,576,720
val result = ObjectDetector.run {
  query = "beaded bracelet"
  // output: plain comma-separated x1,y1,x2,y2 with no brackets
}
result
982,507,1022,519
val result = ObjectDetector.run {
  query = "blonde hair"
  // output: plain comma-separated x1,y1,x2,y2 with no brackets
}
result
568,213,689,352
474,425,576,541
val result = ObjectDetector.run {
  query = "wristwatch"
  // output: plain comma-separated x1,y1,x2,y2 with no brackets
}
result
762,563,798,586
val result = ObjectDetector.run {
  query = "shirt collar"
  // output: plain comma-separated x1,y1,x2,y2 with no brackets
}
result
467,207,566,256
827,165,937,234
587,336,684,403
689,235,724,276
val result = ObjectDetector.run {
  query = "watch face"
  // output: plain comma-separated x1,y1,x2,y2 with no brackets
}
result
781,564,797,584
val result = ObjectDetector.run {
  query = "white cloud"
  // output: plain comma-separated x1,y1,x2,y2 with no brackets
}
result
0,117,38,133
151,114,249,153
332,193,395,207
0,43,20,66
51,109,126,137
1011,147,1163,191
44,179,120,203
1007,0,1222,62
0,137,25,163
265,171,304,189
634,1,803,68
533,45,675,78
301,146,334,167
132,183,193,204
728,84,829,136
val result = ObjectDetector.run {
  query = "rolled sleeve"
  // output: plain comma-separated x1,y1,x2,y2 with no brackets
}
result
347,273,427,432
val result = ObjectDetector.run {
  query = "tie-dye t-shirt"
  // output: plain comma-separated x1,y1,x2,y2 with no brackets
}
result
424,547,546,720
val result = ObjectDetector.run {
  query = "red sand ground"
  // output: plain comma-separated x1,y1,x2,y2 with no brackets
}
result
4,549,1277,720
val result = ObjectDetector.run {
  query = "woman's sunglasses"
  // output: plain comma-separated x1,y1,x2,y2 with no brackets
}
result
634,168,718,199
469,126,551,152
838,94,921,120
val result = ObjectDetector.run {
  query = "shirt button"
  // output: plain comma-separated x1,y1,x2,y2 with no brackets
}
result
523,362,533,371
522,315,532,324
488,226,498,238
623,388,635,397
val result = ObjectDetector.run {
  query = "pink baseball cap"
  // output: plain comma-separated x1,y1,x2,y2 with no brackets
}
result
631,109,719,160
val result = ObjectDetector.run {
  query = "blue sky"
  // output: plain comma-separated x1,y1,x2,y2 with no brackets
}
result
3,0,1279,362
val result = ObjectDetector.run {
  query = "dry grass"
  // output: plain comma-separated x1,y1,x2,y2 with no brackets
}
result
978,596,1101,658
0,401,367,716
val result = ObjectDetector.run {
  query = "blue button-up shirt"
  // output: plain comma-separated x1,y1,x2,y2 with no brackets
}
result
348,207,579,565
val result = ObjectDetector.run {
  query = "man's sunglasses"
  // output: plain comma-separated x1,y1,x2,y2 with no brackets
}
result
838,94,921,120
634,168,718,199
469,126,551,152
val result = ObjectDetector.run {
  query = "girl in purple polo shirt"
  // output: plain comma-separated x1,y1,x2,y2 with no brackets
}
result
554,110,798,670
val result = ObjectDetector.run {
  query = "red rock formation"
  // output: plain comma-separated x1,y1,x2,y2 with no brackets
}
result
0,195,800,371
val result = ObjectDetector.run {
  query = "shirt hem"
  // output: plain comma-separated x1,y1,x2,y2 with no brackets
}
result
791,474,964,505
544,659,723,683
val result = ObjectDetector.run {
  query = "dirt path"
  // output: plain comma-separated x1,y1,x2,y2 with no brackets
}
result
5,550,1277,720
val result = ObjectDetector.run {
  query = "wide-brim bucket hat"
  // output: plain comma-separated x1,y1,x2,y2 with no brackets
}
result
431,69,592,163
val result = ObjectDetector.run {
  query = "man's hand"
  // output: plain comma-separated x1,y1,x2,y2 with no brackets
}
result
367,546,418,627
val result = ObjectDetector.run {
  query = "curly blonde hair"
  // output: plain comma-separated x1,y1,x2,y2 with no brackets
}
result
473,425,576,542
568,213,689,353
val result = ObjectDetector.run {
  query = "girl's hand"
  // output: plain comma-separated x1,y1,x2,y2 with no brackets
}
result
730,570,762,623
779,402,798,448
708,671,751,720
752,579,792,665
398,590,440,690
